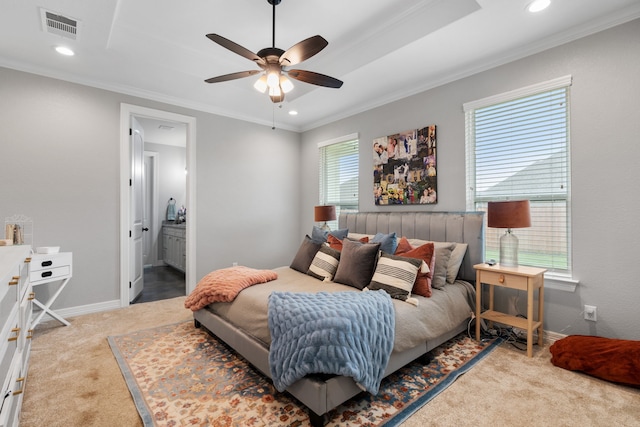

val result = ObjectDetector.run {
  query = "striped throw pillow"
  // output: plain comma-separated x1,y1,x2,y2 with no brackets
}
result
307,245,341,281
366,253,426,305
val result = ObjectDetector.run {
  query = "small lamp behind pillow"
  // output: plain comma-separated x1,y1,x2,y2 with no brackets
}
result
314,205,336,232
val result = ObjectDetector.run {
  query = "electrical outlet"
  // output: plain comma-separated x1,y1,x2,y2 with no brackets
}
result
232,262,238,267
584,305,597,322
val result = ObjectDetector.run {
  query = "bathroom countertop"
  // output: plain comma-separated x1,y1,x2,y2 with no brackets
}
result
162,221,186,228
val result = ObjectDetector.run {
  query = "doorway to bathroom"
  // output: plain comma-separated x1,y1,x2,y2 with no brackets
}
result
135,117,187,303
119,104,196,307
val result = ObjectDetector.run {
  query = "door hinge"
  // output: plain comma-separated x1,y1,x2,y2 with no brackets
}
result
129,128,132,136
129,281,132,289
129,179,132,186
129,230,132,238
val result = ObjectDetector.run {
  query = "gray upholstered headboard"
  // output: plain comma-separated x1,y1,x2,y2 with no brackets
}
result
339,211,485,282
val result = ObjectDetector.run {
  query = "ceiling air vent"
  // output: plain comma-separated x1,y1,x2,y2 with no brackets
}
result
40,9,78,40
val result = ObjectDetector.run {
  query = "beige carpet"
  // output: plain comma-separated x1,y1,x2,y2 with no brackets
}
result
21,297,640,426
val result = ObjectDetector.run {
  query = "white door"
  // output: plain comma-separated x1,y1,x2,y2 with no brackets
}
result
130,117,145,302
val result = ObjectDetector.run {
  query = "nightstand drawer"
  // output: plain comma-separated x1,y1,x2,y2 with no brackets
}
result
30,266,70,285
30,252,72,272
480,270,527,290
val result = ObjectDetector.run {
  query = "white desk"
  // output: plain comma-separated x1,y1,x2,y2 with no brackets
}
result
29,252,72,327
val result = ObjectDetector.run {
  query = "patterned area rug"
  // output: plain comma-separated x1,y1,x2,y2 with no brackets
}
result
108,321,501,427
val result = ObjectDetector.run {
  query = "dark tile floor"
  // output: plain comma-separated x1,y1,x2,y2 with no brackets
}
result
133,265,185,304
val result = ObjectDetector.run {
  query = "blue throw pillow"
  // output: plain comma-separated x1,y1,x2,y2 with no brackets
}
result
311,226,349,244
371,232,398,254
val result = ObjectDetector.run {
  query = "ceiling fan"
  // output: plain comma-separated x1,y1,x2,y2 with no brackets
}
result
204,0,343,103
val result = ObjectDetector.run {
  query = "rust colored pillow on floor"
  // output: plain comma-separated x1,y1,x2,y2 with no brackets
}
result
550,335,640,387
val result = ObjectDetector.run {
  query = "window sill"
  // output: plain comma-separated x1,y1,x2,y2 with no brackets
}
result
544,273,579,292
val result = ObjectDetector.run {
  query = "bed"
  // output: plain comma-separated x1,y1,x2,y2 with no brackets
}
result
192,211,484,426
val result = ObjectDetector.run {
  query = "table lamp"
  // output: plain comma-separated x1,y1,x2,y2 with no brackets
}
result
487,200,531,267
314,205,336,232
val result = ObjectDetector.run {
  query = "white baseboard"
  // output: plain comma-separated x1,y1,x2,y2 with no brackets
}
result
33,299,122,326
544,330,566,343
509,326,566,344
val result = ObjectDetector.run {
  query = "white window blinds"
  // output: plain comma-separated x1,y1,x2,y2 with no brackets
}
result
318,135,359,229
464,76,572,274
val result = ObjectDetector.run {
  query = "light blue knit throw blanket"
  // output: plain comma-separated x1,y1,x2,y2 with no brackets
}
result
268,290,395,395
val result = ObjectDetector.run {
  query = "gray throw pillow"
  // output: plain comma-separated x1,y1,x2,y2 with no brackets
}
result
333,239,381,290
290,235,322,273
431,243,455,289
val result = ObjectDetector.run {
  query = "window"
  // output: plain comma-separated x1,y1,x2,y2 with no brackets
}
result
318,134,359,229
464,76,572,275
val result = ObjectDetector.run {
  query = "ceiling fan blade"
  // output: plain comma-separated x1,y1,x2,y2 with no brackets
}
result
279,35,328,66
205,70,261,84
206,34,266,67
288,69,343,88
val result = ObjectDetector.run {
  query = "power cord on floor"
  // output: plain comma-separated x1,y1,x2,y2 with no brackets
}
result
468,312,539,352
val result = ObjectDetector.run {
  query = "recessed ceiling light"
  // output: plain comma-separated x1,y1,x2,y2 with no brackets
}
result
527,0,551,13
288,110,298,116
55,46,74,56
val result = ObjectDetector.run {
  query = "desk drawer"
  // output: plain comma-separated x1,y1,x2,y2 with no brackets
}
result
30,266,70,285
29,253,72,273
480,270,527,290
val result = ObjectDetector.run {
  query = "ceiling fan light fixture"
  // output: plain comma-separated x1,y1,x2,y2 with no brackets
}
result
254,75,268,93
267,71,280,89
204,0,343,103
269,85,282,97
280,75,294,93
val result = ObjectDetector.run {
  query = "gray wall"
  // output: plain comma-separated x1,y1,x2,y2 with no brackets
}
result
301,19,640,339
2,19,638,340
0,67,301,310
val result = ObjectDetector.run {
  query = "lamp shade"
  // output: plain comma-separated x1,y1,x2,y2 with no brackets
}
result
314,205,336,222
487,200,531,229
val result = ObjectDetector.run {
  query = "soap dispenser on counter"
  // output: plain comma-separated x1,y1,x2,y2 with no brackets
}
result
176,205,186,224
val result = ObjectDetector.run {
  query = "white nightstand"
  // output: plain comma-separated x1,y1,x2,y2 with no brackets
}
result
474,263,546,357
29,252,73,327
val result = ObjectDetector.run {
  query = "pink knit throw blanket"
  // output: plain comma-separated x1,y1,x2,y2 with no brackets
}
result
184,266,278,311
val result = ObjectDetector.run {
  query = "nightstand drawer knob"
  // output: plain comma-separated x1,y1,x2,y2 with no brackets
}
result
499,274,505,283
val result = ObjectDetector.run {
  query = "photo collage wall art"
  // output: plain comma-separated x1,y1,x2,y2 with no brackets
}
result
373,124,437,205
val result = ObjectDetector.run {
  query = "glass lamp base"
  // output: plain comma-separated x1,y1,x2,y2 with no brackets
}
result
499,229,519,267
